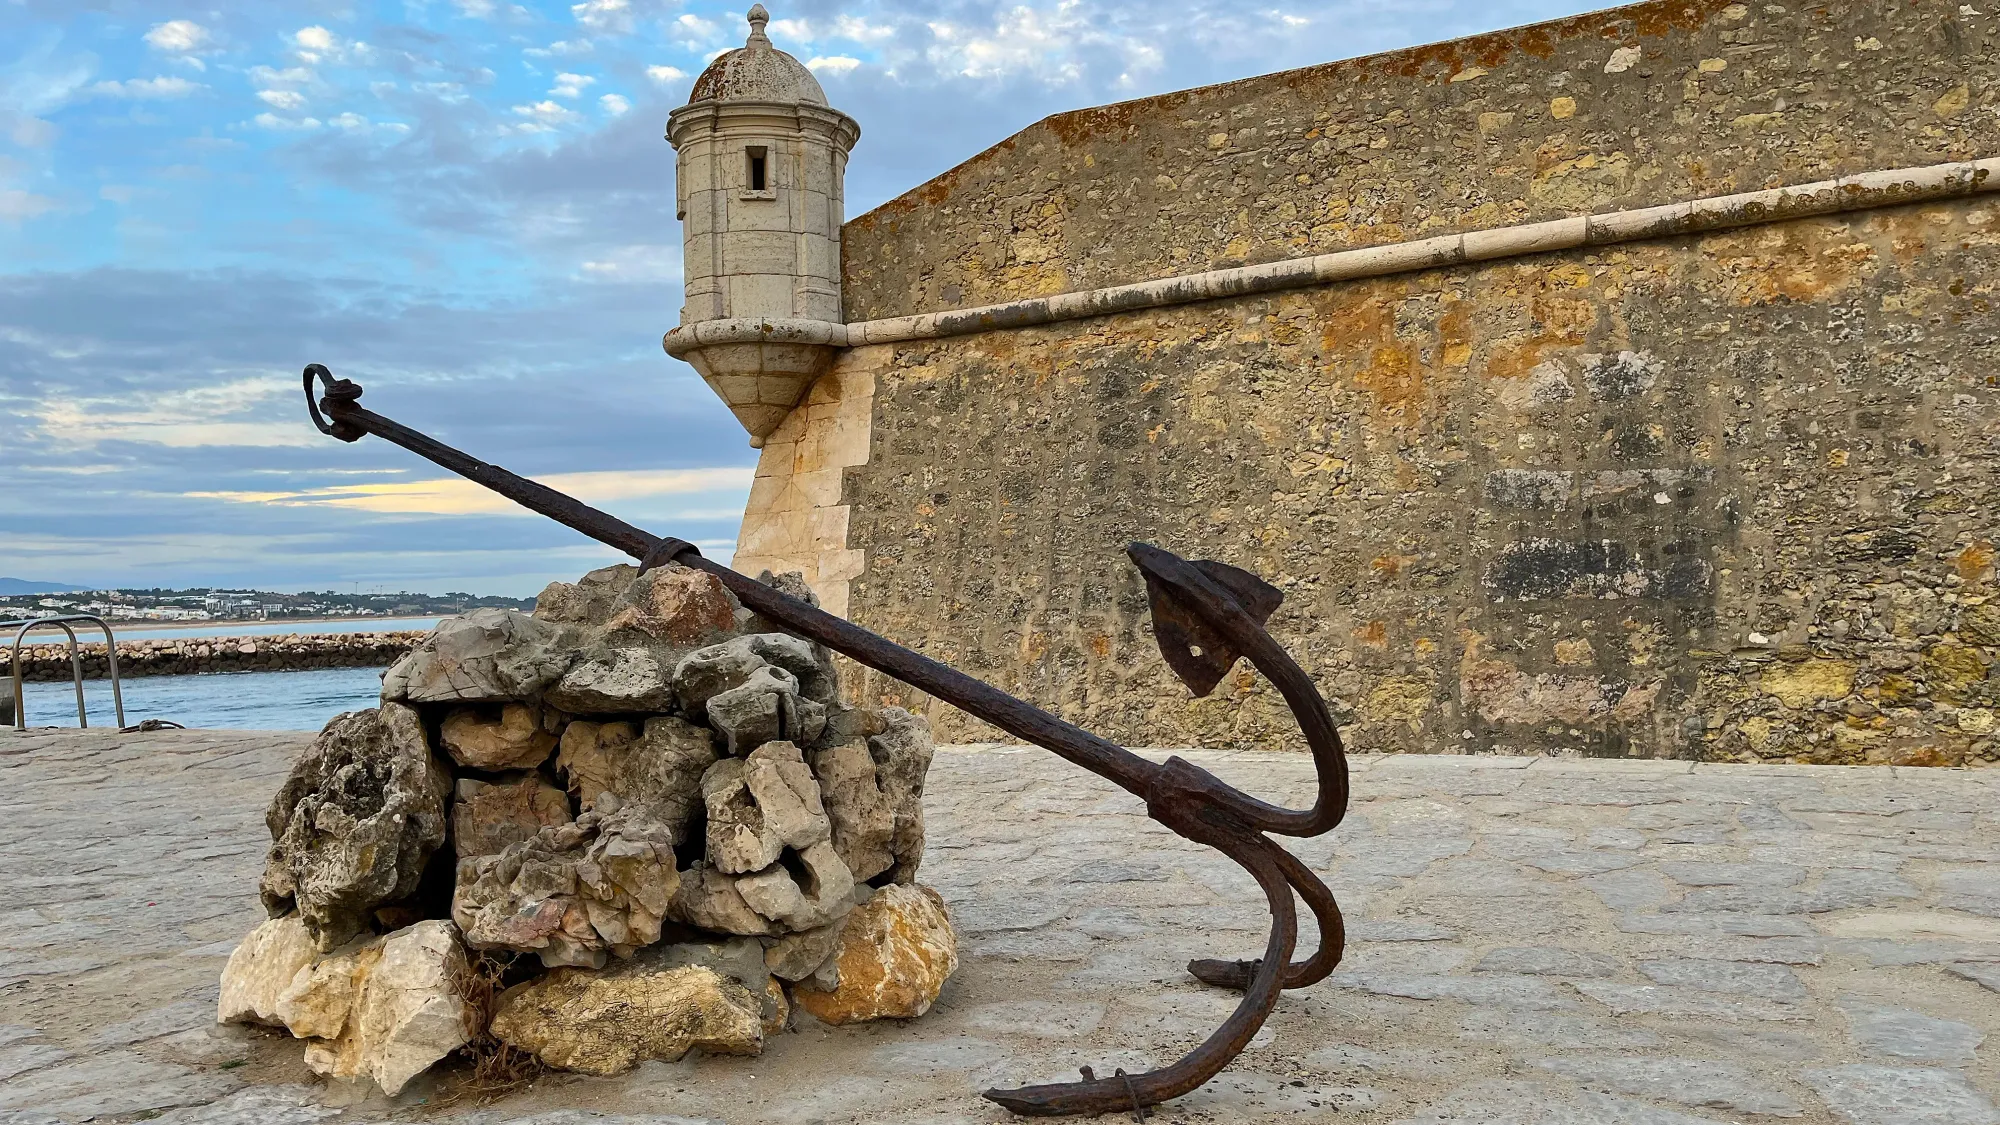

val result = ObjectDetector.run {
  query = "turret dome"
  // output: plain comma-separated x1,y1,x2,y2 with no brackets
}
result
689,5,827,106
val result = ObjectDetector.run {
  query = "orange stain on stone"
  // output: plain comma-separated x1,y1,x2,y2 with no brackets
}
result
790,885,957,1026
1704,223,1885,306
1957,541,1996,581
1319,292,1426,421
1475,265,1600,382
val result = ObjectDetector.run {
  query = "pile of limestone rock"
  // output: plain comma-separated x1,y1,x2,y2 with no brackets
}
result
214,562,958,1095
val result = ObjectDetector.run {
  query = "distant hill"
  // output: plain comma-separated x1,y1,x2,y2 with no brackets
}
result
0,578,89,595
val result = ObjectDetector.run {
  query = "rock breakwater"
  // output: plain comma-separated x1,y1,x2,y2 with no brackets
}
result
8,632,425,681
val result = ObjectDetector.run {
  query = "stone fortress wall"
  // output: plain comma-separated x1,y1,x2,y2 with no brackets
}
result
730,0,2000,764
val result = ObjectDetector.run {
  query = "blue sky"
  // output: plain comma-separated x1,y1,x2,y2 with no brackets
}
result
0,0,1596,596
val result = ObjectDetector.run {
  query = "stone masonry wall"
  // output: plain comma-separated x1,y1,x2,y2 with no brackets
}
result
831,202,2000,765
840,0,1996,323
733,0,2000,763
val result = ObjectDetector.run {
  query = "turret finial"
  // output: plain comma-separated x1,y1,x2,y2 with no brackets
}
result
747,4,770,43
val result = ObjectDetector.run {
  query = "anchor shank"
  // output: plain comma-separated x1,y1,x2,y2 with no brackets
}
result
313,377,1166,803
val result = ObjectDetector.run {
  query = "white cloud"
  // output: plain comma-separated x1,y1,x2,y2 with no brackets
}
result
253,113,322,130
257,89,308,110
327,112,411,134
193,467,754,515
88,76,204,99
290,26,370,66
1,47,95,119
512,100,582,130
831,15,897,44
572,0,634,33
5,117,59,148
550,72,596,98
576,242,681,283
249,66,314,86
32,377,324,450
453,0,497,15
0,47,91,150
599,93,630,115
768,18,814,41
805,56,861,75
144,20,209,53
673,13,719,48
926,4,1165,86
645,65,686,84
0,190,59,223
524,39,594,58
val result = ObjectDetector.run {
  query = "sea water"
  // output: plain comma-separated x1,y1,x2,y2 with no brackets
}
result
15,666,388,732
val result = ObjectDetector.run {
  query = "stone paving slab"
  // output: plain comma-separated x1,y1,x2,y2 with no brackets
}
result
2,728,1997,1124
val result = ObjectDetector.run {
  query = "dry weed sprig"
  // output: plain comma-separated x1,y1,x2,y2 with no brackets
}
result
433,949,548,1105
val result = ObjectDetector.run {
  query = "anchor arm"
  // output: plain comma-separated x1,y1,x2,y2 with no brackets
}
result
985,756,1301,1115
1127,542,1349,838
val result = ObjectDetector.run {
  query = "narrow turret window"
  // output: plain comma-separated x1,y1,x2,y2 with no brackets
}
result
747,146,768,192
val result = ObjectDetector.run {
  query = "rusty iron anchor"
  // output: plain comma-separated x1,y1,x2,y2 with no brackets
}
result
302,364,1352,1117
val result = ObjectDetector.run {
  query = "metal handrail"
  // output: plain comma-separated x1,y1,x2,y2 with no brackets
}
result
5,615,126,731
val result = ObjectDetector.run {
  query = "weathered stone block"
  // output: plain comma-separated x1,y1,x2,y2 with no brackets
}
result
452,800,681,968
259,704,452,951
545,647,676,714
279,921,471,1097
704,665,825,754
380,609,572,704
532,563,641,624
489,962,763,1076
217,915,318,1027
1760,660,1859,710
452,774,572,859
734,839,853,932
811,740,896,882
602,565,738,647
702,741,830,875
556,715,715,837
791,884,957,1025
438,703,558,772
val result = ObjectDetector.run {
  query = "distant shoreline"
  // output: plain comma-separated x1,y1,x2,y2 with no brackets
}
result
52,615,444,636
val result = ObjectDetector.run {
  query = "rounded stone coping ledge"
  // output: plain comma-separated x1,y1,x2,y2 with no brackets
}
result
666,157,1994,357
664,317,849,357
665,99,860,149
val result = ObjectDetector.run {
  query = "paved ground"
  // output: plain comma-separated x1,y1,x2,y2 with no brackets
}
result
2,728,1998,1125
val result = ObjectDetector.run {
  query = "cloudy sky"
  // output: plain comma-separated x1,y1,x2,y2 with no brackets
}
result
0,0,1595,596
